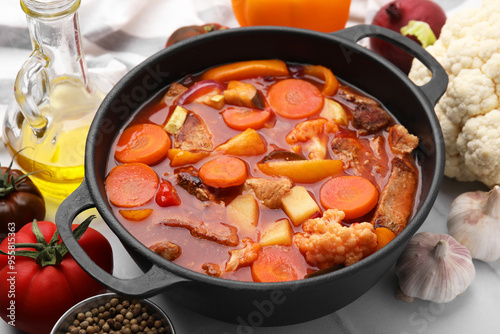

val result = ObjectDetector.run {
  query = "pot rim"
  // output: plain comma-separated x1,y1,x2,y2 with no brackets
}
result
85,25,445,292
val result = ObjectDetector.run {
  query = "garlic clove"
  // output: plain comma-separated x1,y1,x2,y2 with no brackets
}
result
447,185,500,262
395,232,475,303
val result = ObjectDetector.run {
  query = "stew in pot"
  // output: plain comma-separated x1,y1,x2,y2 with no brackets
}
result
104,59,421,282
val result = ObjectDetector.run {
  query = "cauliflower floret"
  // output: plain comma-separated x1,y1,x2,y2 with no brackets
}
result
293,209,377,269
457,110,500,187
286,118,339,159
439,69,498,126
409,0,500,187
225,238,262,272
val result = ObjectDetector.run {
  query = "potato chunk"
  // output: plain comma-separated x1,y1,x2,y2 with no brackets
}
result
226,194,259,233
281,186,320,226
215,128,267,156
320,98,348,126
260,218,293,247
164,106,188,135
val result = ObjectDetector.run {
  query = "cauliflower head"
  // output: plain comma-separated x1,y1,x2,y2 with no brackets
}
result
293,209,377,269
409,0,500,186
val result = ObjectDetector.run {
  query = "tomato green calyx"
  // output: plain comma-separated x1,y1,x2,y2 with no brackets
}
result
0,149,40,198
0,215,96,266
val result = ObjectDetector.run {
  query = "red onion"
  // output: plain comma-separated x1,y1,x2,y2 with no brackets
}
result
177,80,224,105
370,0,447,74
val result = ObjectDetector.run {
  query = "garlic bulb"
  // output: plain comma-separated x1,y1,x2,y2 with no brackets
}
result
395,232,475,303
447,185,500,262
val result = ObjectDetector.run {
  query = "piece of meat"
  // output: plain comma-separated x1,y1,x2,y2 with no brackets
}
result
162,82,188,104
337,84,379,106
243,177,294,209
225,238,262,272
174,112,213,151
331,136,389,178
388,124,419,155
160,218,239,247
337,84,391,134
149,241,182,261
371,157,419,235
351,102,391,134
176,166,215,202
331,137,362,172
202,263,222,277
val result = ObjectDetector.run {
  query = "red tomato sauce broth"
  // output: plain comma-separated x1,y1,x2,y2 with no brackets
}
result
104,60,422,282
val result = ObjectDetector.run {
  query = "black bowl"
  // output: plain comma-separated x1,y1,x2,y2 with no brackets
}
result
56,25,446,327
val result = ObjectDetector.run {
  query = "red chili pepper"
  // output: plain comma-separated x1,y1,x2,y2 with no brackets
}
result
155,179,181,207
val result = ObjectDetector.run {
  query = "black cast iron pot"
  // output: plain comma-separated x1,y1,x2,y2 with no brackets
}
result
56,25,447,327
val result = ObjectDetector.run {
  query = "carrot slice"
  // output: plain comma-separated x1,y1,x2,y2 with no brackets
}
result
105,163,159,208
251,247,303,282
199,156,247,188
115,123,171,165
374,227,396,251
268,79,324,119
319,175,379,220
222,107,272,130
303,65,339,96
200,59,289,82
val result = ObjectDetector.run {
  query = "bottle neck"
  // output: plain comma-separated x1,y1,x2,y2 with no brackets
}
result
23,0,90,89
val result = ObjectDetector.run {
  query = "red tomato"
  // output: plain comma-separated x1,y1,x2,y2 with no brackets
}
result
0,219,113,334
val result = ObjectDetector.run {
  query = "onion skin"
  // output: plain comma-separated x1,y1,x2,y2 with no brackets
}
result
370,0,447,74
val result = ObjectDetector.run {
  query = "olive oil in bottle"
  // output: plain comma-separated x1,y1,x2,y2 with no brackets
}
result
3,0,113,202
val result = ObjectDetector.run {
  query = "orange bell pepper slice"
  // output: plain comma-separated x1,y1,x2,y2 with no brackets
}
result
303,65,339,97
201,59,289,82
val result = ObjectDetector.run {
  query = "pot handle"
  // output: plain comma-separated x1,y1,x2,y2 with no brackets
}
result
56,181,188,297
332,24,447,105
